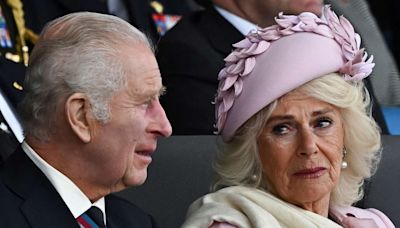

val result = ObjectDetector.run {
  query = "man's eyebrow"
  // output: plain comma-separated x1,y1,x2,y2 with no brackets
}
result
159,86,166,96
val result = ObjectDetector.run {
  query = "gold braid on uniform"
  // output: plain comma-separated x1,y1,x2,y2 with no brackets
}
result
6,0,38,66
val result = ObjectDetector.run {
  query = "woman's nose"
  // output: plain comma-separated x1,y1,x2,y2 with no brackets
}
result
298,128,318,157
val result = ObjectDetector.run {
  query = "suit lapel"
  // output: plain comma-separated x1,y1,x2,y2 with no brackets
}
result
21,193,80,228
105,196,130,228
199,7,244,57
2,147,79,228
105,195,158,228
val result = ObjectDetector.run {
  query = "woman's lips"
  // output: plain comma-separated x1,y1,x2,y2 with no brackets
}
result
293,167,327,179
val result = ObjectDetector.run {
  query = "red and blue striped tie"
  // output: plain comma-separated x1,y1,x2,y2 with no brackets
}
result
76,206,105,228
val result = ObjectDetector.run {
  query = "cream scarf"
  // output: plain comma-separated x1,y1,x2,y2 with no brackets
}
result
182,186,342,228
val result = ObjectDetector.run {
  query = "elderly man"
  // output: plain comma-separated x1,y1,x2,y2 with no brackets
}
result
0,12,171,228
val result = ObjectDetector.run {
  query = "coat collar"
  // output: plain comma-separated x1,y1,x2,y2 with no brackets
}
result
2,147,80,228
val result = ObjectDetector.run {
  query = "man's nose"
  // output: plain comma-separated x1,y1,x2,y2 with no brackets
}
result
148,100,172,137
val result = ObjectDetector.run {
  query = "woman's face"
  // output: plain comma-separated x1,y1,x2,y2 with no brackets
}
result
258,91,344,210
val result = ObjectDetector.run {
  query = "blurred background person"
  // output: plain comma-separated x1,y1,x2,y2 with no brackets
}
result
182,6,395,227
157,0,325,135
0,0,37,161
157,0,391,135
366,0,400,69
326,0,400,107
326,0,400,135
21,0,195,44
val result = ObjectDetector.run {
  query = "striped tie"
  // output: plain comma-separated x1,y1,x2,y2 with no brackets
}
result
76,206,105,228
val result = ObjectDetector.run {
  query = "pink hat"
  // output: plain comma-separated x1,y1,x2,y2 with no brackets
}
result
215,5,375,142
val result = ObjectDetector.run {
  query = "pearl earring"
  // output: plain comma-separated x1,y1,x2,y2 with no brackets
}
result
341,148,348,169
341,160,348,169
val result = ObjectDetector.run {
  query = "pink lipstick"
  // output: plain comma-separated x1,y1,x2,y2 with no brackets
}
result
293,167,326,179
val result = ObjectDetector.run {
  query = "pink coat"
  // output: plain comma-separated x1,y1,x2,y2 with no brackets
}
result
329,206,395,228
210,206,395,228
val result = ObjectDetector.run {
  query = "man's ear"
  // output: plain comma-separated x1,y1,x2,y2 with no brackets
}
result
65,93,94,143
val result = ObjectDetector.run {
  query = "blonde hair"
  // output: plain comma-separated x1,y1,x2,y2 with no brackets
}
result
213,73,381,206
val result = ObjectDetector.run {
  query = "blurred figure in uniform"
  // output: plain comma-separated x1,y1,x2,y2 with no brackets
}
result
366,0,400,69
0,0,37,162
21,0,194,44
326,0,400,107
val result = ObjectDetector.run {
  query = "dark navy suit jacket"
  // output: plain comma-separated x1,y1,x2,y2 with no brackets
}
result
0,146,158,228
157,7,243,134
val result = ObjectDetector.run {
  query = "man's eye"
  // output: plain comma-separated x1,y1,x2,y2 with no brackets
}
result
146,97,155,106
139,97,155,109
316,117,332,128
145,98,153,106
272,124,290,135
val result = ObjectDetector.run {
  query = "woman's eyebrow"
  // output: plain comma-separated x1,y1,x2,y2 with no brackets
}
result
311,108,334,117
267,115,294,123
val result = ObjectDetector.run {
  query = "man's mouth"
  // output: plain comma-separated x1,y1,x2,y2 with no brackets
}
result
135,150,153,157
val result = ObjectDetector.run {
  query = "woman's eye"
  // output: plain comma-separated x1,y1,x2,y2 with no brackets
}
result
315,118,332,128
272,124,290,135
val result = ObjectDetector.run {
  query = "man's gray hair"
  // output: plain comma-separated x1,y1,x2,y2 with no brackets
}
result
19,12,153,141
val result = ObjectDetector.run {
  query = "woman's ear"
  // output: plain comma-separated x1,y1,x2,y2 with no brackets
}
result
65,93,94,143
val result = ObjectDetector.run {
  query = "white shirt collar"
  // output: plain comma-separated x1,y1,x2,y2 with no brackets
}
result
214,6,259,36
22,142,106,224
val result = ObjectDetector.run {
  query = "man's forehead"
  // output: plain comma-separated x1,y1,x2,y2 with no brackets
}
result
117,42,162,93
121,44,158,75
142,73,162,91
127,70,162,95
132,65,160,76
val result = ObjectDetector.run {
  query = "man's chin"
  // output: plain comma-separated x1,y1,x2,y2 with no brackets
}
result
124,171,148,187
